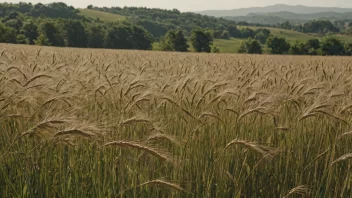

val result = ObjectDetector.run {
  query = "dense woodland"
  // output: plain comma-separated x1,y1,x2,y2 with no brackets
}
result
1,2,352,55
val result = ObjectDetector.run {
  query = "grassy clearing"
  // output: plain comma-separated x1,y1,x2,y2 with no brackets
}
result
335,34,352,43
78,9,126,22
239,26,315,42
1,44,352,197
213,38,244,53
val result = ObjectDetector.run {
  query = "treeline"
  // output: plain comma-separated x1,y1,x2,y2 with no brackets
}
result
0,2,81,19
276,20,341,34
0,2,155,49
1,2,352,56
0,17,154,50
238,36,352,56
88,6,238,40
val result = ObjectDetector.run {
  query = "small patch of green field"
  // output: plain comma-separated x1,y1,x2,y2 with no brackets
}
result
335,34,352,43
213,38,244,53
239,26,314,42
78,9,126,22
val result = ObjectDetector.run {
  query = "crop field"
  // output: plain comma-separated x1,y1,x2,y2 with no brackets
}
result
1,44,352,197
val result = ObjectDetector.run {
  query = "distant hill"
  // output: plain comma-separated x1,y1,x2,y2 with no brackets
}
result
253,11,352,21
224,15,304,26
225,11,352,26
197,4,352,17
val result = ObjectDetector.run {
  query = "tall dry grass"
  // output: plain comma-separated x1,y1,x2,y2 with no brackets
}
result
0,44,352,197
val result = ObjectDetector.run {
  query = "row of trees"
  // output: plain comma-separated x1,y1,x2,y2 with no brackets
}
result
0,18,154,50
276,20,340,34
212,26,271,43
0,5,156,50
160,29,215,53
238,36,352,56
88,5,238,40
0,2,80,19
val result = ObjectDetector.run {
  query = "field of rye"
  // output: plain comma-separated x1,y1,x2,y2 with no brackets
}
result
0,44,352,197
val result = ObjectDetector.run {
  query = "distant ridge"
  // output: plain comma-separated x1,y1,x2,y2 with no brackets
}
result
196,4,352,17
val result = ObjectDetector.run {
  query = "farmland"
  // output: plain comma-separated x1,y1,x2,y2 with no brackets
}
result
0,44,352,197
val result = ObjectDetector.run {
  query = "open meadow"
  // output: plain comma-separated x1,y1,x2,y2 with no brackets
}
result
1,44,352,197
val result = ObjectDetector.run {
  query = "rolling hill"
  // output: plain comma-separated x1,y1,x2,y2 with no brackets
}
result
225,11,352,25
197,4,352,17
153,26,352,53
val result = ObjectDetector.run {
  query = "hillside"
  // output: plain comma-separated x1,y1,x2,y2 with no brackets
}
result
226,11,352,25
78,9,126,22
197,4,352,17
153,26,352,54
88,6,237,39
239,26,314,42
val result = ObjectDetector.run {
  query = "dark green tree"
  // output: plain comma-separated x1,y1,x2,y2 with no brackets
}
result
34,34,50,45
254,28,271,44
64,20,88,47
266,36,290,54
87,25,106,48
39,21,65,46
240,28,255,38
306,38,320,49
220,30,230,40
290,41,308,55
228,25,240,38
255,32,268,44
238,38,262,54
160,29,189,52
0,23,17,43
131,25,153,50
190,28,213,53
22,20,39,44
305,38,320,55
105,24,152,50
4,19,23,32
105,25,133,49
321,37,345,55
303,20,339,34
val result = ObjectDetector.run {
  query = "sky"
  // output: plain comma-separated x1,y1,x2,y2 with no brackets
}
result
5,0,352,12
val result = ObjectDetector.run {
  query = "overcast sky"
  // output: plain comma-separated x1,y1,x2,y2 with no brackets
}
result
5,0,352,11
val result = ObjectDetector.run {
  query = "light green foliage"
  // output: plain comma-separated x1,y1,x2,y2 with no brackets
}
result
345,43,352,55
34,34,50,46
